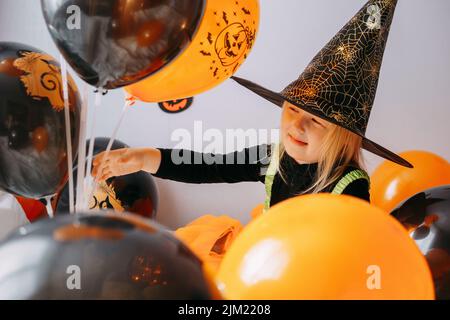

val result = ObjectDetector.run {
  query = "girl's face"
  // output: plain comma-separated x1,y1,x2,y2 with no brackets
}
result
281,101,332,164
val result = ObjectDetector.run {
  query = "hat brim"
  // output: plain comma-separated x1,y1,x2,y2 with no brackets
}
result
231,76,413,168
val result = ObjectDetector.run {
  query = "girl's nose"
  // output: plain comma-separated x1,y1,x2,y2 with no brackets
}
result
293,111,307,133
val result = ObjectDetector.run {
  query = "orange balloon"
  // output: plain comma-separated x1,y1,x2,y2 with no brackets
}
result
202,262,224,300
125,0,259,102
250,203,264,220
371,151,450,213
216,194,434,300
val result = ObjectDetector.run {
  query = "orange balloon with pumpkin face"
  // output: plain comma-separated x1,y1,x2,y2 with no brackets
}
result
158,97,194,113
125,0,259,102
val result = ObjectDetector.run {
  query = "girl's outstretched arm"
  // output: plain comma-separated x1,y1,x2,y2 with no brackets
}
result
92,147,162,181
92,145,271,184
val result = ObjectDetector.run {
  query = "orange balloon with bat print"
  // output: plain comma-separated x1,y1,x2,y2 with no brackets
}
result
125,0,259,102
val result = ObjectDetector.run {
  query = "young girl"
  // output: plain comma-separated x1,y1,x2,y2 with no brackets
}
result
92,100,371,211
92,0,410,270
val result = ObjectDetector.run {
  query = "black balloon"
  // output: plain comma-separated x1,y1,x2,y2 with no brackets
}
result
8,124,29,149
0,42,80,198
391,185,450,300
0,212,218,299
41,0,206,89
56,137,158,218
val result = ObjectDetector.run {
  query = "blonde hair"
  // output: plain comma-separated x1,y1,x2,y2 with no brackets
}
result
278,124,365,194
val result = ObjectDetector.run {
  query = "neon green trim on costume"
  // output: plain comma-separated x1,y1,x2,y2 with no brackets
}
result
331,169,370,194
263,143,369,213
263,143,279,214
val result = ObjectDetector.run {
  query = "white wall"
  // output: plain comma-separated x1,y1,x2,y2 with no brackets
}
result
1,0,449,229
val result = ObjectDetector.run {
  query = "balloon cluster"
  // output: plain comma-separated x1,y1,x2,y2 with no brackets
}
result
213,153,450,300
1,0,259,211
41,0,260,99
0,1,261,299
1,193,438,300
369,151,450,299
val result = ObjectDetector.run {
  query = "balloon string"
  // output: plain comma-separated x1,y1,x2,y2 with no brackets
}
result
83,90,101,211
45,196,54,218
75,83,89,213
60,55,75,215
86,98,131,210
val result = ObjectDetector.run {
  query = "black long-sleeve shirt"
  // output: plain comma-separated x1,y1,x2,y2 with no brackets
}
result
153,144,370,207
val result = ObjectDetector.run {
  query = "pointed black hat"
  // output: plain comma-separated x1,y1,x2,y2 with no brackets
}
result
233,0,412,168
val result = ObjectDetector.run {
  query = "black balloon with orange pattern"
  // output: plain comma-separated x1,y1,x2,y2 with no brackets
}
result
0,42,80,198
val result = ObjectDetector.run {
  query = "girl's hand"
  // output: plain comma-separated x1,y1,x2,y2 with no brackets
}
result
92,148,161,182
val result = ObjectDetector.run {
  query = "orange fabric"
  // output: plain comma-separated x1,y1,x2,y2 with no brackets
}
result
175,215,243,275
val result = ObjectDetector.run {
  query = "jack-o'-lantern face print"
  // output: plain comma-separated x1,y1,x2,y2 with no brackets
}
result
123,0,259,103
199,2,258,80
216,23,248,67
89,181,124,212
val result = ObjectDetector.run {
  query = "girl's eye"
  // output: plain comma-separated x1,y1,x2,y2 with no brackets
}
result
312,118,324,127
289,106,299,113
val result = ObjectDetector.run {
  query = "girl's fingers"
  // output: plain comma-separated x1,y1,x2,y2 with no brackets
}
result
117,150,131,163
97,173,107,182
92,149,129,179
100,165,110,177
91,163,104,177
92,164,111,181
93,153,104,166
92,154,113,175
118,155,128,163
94,154,112,167
99,170,113,182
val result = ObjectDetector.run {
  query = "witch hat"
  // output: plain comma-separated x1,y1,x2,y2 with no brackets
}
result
233,0,412,168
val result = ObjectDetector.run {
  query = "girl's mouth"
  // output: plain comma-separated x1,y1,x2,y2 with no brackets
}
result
288,133,308,147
